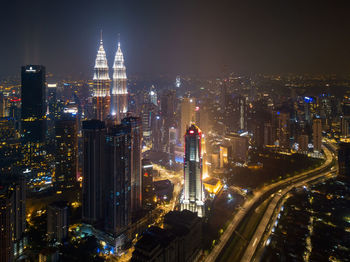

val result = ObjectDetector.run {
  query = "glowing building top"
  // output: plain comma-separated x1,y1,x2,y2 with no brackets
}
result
112,42,127,95
110,40,128,120
93,35,110,82
180,124,205,217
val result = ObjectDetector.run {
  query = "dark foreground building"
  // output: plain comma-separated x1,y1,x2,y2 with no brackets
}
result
21,65,46,143
0,176,26,262
131,210,202,262
338,141,350,178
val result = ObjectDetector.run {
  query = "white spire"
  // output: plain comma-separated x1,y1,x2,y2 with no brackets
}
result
112,40,127,91
93,32,110,81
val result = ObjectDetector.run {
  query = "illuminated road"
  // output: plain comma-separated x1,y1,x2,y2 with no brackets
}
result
152,164,183,222
241,166,338,262
205,144,335,262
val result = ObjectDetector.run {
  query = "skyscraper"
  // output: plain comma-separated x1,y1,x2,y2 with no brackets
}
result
338,141,350,178
160,89,176,152
105,125,132,235
47,201,69,244
21,65,46,143
275,111,290,150
313,118,322,152
180,97,196,146
82,120,106,226
142,159,155,210
181,125,205,217
149,85,158,106
121,117,142,217
55,115,78,189
0,176,26,262
93,35,110,121
111,41,128,122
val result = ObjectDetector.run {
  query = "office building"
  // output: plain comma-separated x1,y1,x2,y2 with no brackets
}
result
160,90,176,152
93,35,110,121
180,125,205,217
104,124,132,235
341,116,350,137
149,85,158,106
110,41,128,122
224,133,249,163
121,117,142,217
313,118,322,152
298,134,309,154
0,176,26,262
82,120,106,226
55,115,78,188
132,210,202,262
141,103,157,146
21,65,46,143
47,201,69,244
275,111,290,150
142,159,155,209
338,141,350,178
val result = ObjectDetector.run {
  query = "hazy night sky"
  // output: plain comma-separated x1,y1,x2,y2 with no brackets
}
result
1,0,350,78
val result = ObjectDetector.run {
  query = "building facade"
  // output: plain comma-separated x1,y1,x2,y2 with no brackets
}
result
93,36,110,121
82,120,106,226
180,125,205,217
104,125,132,235
21,65,46,143
55,115,78,189
111,42,128,122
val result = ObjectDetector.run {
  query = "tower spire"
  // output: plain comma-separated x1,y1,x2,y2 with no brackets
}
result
100,30,103,44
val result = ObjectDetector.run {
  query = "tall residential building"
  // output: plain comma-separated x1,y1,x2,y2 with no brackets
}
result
338,141,350,178
0,176,26,262
160,89,176,152
110,42,128,122
104,124,132,235
313,118,322,152
181,125,205,217
93,36,110,121
21,65,46,143
180,97,196,145
121,117,142,217
55,115,78,189
275,111,290,150
47,201,69,244
141,103,157,146
82,120,106,227
142,159,155,210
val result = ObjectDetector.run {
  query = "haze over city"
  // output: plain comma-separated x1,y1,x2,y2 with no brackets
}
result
1,0,350,78
1,1,350,262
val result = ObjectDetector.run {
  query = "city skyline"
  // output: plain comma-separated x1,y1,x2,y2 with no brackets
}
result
1,1,350,261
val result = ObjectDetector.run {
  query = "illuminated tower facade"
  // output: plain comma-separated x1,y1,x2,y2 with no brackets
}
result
181,124,205,217
93,35,110,121
111,42,128,122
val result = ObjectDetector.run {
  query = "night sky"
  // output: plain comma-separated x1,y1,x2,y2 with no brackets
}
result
1,0,350,78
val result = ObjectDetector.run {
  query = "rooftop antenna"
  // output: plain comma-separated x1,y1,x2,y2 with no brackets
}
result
118,33,121,47
100,29,103,44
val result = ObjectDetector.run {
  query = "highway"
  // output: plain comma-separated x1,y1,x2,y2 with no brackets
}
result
205,143,336,262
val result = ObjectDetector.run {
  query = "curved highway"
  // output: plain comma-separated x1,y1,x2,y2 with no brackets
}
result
205,143,336,262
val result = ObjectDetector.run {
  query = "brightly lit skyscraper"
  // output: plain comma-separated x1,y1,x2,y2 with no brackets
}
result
181,124,205,217
111,41,128,123
93,33,110,121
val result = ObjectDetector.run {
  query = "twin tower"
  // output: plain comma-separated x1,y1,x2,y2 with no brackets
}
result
93,35,128,123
